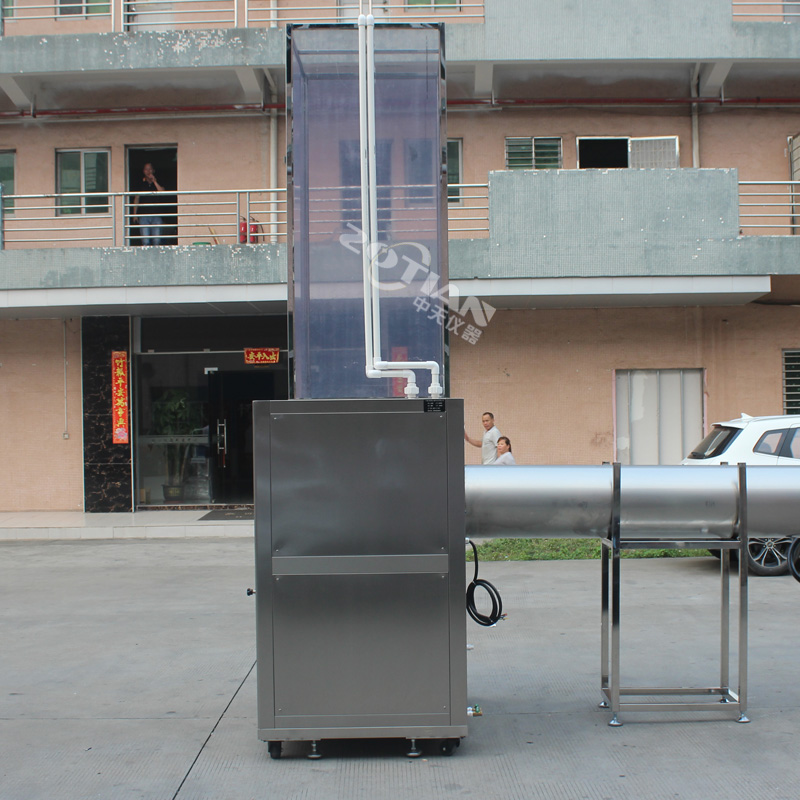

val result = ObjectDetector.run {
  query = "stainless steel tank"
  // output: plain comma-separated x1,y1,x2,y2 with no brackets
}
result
464,464,800,541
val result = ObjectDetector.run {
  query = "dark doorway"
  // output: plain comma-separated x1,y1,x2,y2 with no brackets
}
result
208,370,280,504
127,146,178,245
578,138,629,169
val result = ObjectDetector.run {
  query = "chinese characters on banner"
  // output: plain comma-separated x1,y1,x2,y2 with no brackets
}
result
244,347,280,365
111,351,129,444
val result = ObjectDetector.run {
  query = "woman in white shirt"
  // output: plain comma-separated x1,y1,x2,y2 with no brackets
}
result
494,436,516,465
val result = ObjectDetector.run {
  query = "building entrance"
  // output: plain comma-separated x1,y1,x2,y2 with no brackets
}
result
134,316,288,507
208,370,278,504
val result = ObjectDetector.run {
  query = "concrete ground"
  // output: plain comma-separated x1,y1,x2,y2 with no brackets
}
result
2,534,800,800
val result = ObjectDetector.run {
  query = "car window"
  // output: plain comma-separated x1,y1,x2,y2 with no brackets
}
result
686,426,741,459
781,428,800,459
753,429,788,455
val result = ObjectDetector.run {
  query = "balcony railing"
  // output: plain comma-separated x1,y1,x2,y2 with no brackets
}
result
739,181,800,234
2,189,287,248
732,2,800,21
0,0,484,34
7,181,800,251
0,184,487,249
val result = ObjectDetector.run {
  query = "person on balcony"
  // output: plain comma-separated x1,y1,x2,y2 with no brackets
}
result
132,163,166,246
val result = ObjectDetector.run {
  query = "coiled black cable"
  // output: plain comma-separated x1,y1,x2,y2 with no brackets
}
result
466,539,504,626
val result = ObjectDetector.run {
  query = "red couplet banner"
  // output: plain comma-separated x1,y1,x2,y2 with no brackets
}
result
111,351,129,444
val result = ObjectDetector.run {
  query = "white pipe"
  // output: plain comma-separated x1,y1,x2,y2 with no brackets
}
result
264,68,279,243
691,64,701,169
358,13,418,395
357,11,443,398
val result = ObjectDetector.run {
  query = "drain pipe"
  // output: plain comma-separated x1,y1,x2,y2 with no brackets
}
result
358,8,443,398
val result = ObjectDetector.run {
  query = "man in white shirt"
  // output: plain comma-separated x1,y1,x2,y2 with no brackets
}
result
464,411,501,464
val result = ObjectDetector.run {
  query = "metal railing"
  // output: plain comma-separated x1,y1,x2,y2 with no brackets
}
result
2,188,287,248
1,184,487,249
10,181,800,249
732,2,800,21
1,0,483,32
739,181,800,234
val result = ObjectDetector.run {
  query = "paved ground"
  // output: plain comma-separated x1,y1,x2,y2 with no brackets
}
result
2,537,800,800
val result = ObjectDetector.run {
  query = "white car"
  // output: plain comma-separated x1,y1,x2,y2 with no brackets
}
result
682,413,800,575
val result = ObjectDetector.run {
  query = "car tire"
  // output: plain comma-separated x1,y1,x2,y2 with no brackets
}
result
746,537,792,576
708,549,738,565
789,538,800,582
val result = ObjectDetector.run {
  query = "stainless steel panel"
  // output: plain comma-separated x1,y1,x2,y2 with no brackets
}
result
272,573,451,719
272,554,449,575
254,398,467,742
745,466,800,539
270,407,449,556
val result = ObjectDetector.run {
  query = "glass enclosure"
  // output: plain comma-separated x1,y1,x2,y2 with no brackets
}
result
288,24,448,399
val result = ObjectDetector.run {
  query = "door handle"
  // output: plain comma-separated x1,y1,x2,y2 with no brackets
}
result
217,419,227,468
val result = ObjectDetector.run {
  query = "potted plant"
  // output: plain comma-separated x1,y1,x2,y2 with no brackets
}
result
151,388,201,501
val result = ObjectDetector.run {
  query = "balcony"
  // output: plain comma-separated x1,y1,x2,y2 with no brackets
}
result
0,0,484,35
10,174,800,253
0,184,487,249
732,2,800,21
2,170,799,313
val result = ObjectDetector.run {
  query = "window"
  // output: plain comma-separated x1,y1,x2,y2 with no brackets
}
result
57,150,109,215
577,136,679,169
0,151,14,215
783,350,800,412
2,0,13,19
615,368,703,464
339,139,392,234
404,138,435,205
58,0,110,15
754,430,788,455
685,426,741,460
505,137,563,170
407,0,458,7
785,429,800,459
446,139,462,203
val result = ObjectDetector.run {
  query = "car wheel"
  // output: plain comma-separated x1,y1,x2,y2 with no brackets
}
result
746,537,792,576
708,549,738,565
789,538,800,582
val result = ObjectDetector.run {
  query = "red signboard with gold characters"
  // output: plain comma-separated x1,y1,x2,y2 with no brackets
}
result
244,347,280,365
111,351,130,444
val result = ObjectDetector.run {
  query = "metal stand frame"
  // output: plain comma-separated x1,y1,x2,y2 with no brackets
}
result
600,462,750,726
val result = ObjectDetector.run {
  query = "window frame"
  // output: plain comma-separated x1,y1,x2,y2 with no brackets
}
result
783,349,800,413
56,148,110,216
0,150,15,216
576,135,680,169
753,429,788,456
58,0,110,16
505,136,563,170
406,0,459,9
446,138,462,204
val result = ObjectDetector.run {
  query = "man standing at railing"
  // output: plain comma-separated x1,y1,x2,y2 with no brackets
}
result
132,163,166,246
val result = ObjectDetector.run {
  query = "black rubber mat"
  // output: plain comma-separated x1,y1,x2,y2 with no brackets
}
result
198,508,253,521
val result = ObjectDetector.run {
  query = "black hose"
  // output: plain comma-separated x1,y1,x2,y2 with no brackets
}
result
466,539,504,626
789,537,800,584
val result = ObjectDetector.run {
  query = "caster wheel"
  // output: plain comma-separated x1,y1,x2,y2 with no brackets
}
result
268,741,282,760
439,738,460,756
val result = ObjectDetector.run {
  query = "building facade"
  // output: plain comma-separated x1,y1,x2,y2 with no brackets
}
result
2,0,800,511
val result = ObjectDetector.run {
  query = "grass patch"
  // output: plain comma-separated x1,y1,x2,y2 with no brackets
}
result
467,538,710,562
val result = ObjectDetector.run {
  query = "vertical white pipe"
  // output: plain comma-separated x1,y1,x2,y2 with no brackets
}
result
366,17,382,363
358,15,375,378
